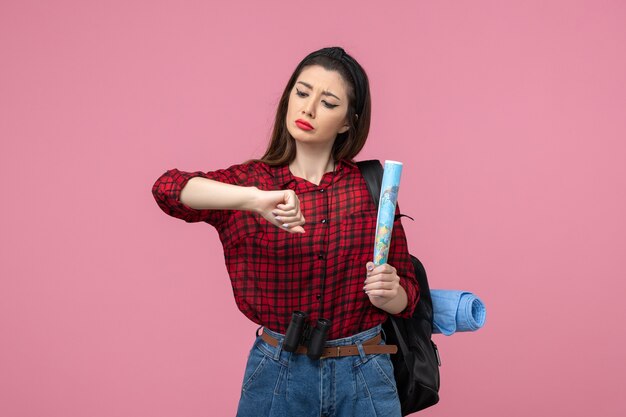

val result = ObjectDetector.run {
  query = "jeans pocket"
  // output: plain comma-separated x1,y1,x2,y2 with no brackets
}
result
241,343,287,397
355,352,398,399
241,345,268,392
372,354,397,391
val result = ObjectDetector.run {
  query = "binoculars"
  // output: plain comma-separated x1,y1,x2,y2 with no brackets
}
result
283,311,332,360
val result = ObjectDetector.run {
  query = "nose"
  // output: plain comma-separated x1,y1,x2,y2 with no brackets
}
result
302,98,315,118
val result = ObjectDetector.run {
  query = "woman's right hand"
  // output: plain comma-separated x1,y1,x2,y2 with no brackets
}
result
253,189,306,234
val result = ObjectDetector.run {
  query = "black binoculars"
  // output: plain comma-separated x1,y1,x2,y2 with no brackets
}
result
283,311,332,360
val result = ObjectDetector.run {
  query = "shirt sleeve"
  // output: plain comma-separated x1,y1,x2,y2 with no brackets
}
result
151,162,253,227
386,202,420,318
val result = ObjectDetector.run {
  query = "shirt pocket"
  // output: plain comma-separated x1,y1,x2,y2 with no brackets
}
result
220,212,305,262
219,211,259,249
255,226,300,261
338,209,377,261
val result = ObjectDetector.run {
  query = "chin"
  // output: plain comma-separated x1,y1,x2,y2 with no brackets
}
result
287,126,310,142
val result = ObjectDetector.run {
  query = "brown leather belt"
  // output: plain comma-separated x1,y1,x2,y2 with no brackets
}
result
260,330,397,359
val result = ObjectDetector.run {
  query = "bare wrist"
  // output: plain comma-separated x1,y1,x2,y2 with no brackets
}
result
243,186,262,213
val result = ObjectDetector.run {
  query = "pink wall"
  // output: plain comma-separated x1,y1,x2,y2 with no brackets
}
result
2,0,625,416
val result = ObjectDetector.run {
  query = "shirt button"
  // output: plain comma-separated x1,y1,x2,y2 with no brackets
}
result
316,294,321,300
321,219,327,224
318,254,325,260
319,189,325,193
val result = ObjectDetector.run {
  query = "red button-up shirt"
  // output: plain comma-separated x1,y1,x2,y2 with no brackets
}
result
152,159,419,340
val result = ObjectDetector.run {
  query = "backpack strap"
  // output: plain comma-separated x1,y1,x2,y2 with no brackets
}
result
356,160,384,209
356,160,414,221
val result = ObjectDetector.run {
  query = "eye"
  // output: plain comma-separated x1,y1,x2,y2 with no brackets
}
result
295,88,338,109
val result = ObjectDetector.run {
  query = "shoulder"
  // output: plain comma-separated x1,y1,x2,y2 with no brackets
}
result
243,159,273,174
211,159,279,188
236,159,276,180
213,159,270,176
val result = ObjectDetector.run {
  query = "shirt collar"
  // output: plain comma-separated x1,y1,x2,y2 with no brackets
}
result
270,158,357,190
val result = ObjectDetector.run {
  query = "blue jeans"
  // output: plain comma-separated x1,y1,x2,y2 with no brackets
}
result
236,324,402,417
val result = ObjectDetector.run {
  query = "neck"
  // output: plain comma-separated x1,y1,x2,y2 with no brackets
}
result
289,146,336,185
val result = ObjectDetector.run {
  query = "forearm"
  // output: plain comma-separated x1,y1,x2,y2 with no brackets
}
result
180,177,259,212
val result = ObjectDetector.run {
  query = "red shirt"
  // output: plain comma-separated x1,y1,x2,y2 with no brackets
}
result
152,159,419,340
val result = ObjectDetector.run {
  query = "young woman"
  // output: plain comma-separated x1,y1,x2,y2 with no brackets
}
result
152,46,419,417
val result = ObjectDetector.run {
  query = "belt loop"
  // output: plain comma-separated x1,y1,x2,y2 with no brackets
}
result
380,325,387,342
356,340,368,363
273,333,283,361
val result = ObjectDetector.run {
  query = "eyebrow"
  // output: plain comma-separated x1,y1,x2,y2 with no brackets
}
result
297,81,341,101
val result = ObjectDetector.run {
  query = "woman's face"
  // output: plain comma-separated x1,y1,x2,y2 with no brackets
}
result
286,65,351,148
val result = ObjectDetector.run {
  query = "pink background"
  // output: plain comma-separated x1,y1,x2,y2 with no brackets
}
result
2,0,625,416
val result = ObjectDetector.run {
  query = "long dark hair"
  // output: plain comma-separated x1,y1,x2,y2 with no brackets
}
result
257,46,371,166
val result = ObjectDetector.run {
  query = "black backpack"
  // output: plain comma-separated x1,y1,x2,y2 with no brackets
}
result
357,160,441,415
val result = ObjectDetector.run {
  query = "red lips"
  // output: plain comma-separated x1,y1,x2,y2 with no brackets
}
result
295,119,314,131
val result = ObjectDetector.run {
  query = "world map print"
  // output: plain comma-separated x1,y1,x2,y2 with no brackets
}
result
374,184,400,265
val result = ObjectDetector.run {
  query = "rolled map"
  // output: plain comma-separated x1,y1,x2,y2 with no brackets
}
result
373,160,403,265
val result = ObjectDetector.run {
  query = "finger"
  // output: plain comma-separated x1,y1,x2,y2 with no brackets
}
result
274,205,299,215
364,278,399,292
364,271,399,285
272,208,298,218
280,221,306,231
364,280,395,292
273,209,301,218
278,192,299,211
366,289,396,298
276,203,295,211
284,191,300,207
274,218,306,233
366,262,386,277
291,225,306,234
277,222,305,234
366,262,393,275
274,214,304,224
364,275,395,286
371,263,396,275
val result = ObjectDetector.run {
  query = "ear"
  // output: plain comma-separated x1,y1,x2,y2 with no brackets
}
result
338,116,351,134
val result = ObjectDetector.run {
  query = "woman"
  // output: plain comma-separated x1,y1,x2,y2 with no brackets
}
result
152,46,419,417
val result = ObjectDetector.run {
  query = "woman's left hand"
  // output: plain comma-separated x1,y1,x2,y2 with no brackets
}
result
363,261,408,313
